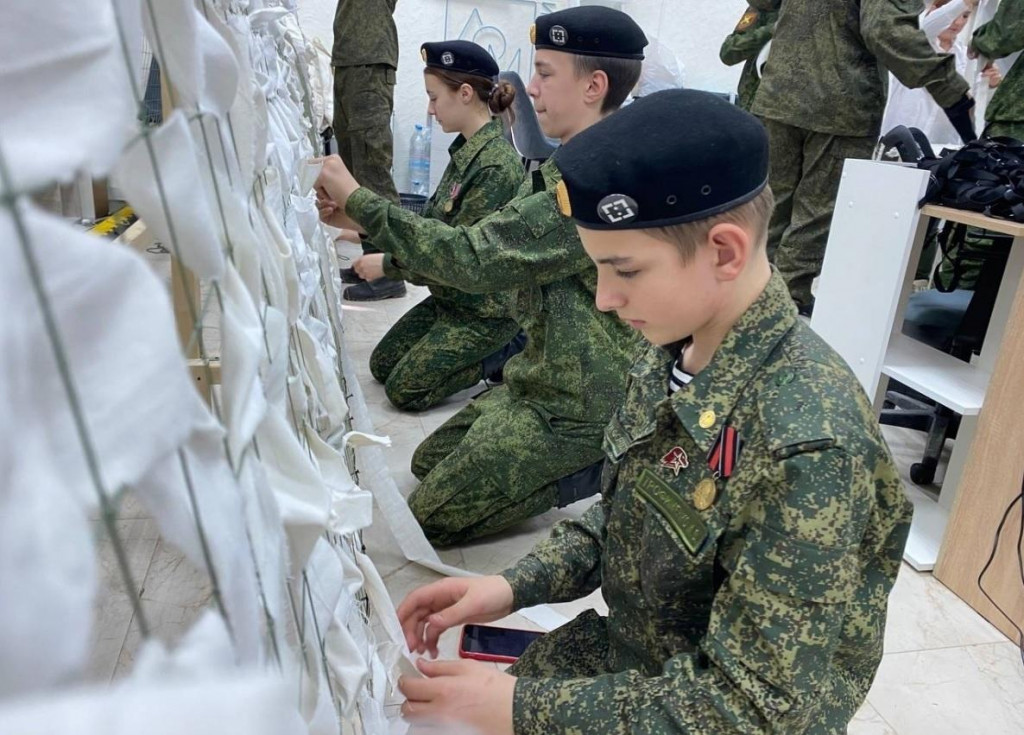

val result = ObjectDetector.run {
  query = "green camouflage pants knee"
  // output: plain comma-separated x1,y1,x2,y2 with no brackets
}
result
984,121,1024,141
333,64,399,254
764,119,875,307
507,610,610,678
369,296,521,411
408,387,604,547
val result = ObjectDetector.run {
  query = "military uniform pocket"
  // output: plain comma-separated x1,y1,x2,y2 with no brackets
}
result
344,66,395,131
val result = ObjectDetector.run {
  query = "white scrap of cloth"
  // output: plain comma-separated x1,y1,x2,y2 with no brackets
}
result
112,110,225,279
0,673,305,735
0,0,135,195
0,201,205,509
142,0,239,116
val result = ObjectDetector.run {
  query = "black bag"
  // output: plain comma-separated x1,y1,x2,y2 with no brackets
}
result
917,136,1024,222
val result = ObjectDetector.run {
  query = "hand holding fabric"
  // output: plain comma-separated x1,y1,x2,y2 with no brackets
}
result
399,659,515,735
396,576,514,658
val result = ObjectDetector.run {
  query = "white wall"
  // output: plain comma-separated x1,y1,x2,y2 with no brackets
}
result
298,0,750,192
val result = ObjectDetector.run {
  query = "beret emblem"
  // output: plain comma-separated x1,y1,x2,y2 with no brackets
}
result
597,194,638,225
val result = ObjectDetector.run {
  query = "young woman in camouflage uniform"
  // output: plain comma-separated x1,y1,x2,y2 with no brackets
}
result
364,40,525,412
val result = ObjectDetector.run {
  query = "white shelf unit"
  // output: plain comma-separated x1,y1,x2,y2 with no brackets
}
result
812,160,1024,572
881,334,988,416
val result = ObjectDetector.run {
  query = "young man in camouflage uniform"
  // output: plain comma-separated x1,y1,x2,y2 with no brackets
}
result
749,0,972,312
971,0,1024,140
331,0,406,301
719,4,778,111
393,90,912,735
316,7,648,546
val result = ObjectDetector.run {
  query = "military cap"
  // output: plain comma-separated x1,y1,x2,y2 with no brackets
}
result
554,89,769,229
531,6,647,60
420,40,499,79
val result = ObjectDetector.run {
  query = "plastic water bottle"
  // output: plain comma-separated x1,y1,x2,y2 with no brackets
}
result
408,124,431,196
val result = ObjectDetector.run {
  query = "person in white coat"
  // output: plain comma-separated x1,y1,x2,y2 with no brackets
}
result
881,0,979,148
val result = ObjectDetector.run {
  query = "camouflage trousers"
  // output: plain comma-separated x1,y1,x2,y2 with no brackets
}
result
369,296,521,411
984,120,1024,141
333,64,399,254
763,119,875,307
507,609,610,678
408,387,605,547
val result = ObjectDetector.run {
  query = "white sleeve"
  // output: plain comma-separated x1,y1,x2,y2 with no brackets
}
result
919,0,969,44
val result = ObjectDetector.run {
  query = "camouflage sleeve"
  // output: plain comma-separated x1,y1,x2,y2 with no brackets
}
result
451,163,525,227
971,0,1024,60
380,164,522,285
512,448,881,735
861,0,969,107
499,469,613,609
345,186,590,294
719,15,775,66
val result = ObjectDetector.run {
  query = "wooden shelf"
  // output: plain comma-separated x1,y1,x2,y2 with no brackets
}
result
881,334,989,415
920,204,1024,238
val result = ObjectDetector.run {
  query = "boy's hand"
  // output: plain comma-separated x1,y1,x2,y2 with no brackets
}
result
397,576,514,658
354,253,386,281
399,659,515,735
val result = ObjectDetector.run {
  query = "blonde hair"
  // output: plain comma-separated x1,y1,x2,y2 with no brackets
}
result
648,186,775,261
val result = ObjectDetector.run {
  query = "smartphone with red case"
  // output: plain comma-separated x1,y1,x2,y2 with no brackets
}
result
457,623,545,664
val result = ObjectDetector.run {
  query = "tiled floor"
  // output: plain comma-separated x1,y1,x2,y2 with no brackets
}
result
334,240,1024,734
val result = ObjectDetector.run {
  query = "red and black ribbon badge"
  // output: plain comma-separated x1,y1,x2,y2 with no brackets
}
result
707,425,742,479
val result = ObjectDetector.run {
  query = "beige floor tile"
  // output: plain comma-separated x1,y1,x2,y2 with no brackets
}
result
113,538,213,679
884,563,1006,653
86,518,161,683
868,642,1024,735
848,702,898,735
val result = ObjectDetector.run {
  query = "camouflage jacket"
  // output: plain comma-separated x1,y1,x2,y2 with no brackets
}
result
332,0,398,68
501,272,912,734
751,0,969,137
972,0,1024,130
347,156,641,428
719,6,778,111
383,120,524,319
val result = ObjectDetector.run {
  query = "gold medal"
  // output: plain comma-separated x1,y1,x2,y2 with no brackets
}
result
698,410,716,430
693,478,717,511
555,179,572,217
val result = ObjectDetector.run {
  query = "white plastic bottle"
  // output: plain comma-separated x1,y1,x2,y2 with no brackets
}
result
408,124,431,197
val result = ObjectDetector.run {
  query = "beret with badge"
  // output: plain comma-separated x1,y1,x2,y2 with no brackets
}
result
420,40,499,79
553,89,770,229
531,6,647,60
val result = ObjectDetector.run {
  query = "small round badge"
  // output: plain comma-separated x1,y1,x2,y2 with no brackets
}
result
698,410,717,429
529,24,536,44
693,478,717,511
549,25,568,46
420,48,427,62
441,51,455,66
596,194,638,225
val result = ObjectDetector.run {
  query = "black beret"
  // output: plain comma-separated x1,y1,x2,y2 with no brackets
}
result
420,40,499,79
554,89,769,230
531,6,647,60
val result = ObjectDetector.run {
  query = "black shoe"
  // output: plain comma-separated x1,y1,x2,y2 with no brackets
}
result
341,266,365,284
555,460,604,508
481,331,528,383
344,277,407,301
